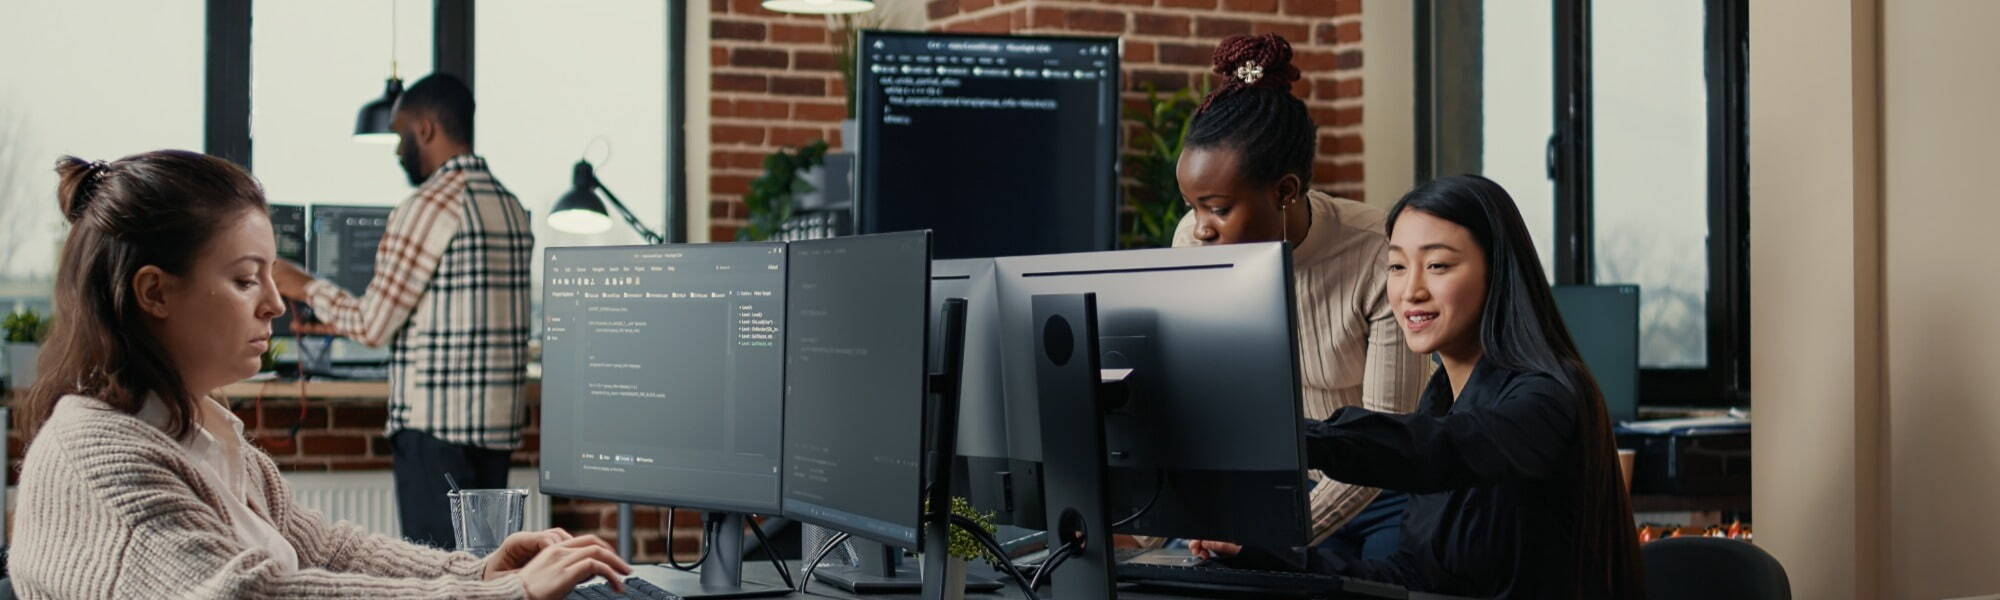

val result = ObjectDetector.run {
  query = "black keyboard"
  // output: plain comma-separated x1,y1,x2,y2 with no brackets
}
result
1118,560,1408,599
568,576,684,600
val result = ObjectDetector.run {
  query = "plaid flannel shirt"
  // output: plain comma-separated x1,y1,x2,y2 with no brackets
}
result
303,155,535,449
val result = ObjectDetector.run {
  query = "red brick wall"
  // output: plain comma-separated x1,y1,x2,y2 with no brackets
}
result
3,397,526,483
703,0,1366,241
929,0,1368,202
706,0,854,242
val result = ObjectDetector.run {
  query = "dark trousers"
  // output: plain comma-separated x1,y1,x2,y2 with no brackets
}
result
390,429,513,549
1317,490,1409,561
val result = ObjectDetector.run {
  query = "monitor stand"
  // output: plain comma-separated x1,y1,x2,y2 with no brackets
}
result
640,512,790,599
1031,293,1119,600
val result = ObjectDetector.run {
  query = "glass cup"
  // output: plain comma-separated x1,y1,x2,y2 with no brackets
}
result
449,488,529,557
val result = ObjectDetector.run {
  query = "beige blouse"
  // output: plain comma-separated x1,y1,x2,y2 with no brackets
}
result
1175,190,1431,543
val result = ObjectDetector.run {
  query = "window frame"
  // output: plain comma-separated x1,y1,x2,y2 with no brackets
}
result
1415,0,1751,408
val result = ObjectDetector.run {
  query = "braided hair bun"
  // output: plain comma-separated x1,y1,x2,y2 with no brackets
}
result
1184,33,1316,187
1200,33,1302,113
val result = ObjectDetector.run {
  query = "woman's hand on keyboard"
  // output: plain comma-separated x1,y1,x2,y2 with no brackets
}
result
485,528,576,579
517,534,635,600
1187,540,1242,560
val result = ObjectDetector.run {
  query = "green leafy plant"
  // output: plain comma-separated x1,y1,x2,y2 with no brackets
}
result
928,496,1000,565
1122,81,1210,249
738,140,831,242
2,309,50,344
260,338,289,372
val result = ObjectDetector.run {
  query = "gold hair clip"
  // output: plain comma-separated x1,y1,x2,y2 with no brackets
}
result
1235,60,1264,85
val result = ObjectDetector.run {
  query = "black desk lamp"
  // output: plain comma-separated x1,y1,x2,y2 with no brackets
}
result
548,160,664,244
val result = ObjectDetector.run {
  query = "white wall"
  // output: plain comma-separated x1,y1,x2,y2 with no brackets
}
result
1880,1,2000,597
1751,0,2000,597
1749,0,1883,596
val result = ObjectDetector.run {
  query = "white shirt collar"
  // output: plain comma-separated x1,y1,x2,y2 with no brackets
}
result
136,394,246,453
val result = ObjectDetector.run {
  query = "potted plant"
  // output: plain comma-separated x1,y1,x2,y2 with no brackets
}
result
1123,81,1210,249
260,337,290,373
829,12,886,147
738,140,831,242
922,496,1000,600
4,309,51,390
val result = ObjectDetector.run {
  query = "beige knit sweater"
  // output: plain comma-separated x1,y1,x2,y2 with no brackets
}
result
12,395,526,599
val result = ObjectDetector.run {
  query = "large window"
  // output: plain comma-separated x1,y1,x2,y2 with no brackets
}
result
1422,0,1749,406
1481,0,1557,278
1591,3,1711,370
476,0,670,250
475,0,675,338
0,0,205,291
252,0,434,208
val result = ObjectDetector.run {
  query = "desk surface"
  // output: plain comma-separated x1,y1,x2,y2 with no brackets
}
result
616,561,1476,600
211,378,542,400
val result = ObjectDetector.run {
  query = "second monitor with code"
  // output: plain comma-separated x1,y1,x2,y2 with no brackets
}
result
538,242,790,599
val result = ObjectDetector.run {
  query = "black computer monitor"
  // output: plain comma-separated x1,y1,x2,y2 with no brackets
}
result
856,31,1120,259
780,231,933,547
1553,285,1641,423
538,242,791,598
307,205,393,364
992,242,1311,549
932,258,1045,530
268,204,307,338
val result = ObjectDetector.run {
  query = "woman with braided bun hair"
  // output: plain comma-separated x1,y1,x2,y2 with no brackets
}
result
1173,33,1431,565
12,150,633,599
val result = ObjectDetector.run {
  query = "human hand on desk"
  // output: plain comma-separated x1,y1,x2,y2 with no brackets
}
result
487,529,634,600
1187,539,1241,560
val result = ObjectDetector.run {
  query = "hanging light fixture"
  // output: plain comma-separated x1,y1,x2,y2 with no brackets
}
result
761,0,876,15
354,0,403,143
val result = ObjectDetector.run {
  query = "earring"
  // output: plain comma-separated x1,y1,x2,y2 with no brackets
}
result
1281,203,1290,247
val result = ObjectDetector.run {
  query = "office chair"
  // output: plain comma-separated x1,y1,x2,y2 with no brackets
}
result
1643,536,1790,600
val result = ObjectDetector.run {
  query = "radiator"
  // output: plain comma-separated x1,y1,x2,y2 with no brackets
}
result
287,468,552,539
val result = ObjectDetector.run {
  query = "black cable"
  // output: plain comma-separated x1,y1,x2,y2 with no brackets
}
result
1112,469,1167,529
664,508,712,572
797,531,852,594
950,514,1040,600
1027,540,1076,591
745,516,794,588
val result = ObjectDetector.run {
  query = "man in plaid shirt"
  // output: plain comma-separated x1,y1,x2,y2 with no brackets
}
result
276,74,534,548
